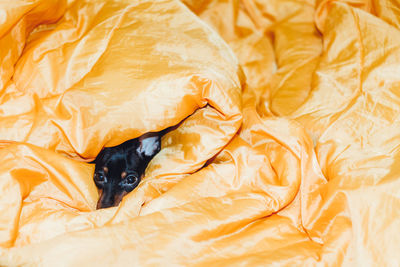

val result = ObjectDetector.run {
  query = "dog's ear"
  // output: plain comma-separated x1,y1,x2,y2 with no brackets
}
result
136,133,161,159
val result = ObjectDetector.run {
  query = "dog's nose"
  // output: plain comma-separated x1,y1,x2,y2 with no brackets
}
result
96,190,118,209
97,199,117,209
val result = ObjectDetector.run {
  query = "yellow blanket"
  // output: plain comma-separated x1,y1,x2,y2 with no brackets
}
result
1,0,399,265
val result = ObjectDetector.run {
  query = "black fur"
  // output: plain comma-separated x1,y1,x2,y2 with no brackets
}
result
93,133,161,209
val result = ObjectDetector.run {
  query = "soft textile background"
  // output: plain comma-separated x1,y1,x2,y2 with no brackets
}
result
0,0,399,266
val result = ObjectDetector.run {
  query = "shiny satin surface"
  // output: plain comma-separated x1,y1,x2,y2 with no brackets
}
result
0,0,400,266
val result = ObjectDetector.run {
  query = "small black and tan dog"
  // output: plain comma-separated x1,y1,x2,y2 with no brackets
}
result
93,133,161,209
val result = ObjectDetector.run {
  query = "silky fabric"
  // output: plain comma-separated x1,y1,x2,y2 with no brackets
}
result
0,0,399,266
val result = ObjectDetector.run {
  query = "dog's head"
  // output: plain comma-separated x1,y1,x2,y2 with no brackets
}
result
93,133,160,209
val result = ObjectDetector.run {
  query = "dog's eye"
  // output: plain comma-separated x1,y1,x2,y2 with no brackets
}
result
125,175,138,185
95,173,106,183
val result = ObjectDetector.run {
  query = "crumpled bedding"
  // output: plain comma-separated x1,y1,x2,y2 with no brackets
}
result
0,0,400,265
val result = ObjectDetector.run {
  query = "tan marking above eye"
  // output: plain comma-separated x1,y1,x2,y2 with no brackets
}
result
103,167,108,173
121,172,127,179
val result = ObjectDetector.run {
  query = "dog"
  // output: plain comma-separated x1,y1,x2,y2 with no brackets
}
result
93,133,161,209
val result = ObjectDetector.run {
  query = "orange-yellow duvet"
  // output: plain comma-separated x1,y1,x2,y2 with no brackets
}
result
0,0,400,266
